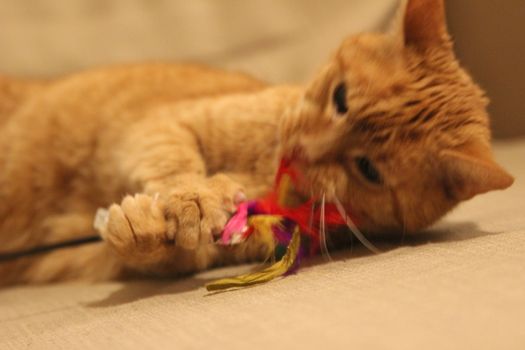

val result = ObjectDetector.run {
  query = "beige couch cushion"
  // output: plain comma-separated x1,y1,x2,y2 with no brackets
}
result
0,0,396,83
1,140,524,349
2,0,523,138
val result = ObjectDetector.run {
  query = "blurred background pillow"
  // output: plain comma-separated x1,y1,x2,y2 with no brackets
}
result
0,0,522,138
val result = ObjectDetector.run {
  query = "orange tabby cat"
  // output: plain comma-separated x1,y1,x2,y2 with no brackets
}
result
0,0,514,285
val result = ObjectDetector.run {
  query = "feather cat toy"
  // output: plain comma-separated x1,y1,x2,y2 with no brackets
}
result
206,158,379,291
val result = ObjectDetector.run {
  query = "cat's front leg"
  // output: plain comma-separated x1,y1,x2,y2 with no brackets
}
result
97,174,246,274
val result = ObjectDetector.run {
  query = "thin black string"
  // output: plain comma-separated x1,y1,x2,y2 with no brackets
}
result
0,235,102,262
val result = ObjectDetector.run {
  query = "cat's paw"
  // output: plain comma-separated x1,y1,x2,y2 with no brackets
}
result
162,175,245,249
97,194,170,263
97,175,244,263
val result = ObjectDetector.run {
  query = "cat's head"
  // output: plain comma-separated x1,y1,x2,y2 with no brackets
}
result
280,0,514,234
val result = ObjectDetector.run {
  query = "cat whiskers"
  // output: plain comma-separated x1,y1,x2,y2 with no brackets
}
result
332,195,381,254
319,193,333,261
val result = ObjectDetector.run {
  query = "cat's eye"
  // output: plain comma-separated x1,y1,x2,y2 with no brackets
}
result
333,83,348,115
355,157,382,184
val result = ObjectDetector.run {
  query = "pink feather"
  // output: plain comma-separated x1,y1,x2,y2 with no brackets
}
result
220,201,249,245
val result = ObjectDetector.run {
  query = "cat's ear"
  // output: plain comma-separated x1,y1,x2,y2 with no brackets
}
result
440,143,514,201
395,0,451,50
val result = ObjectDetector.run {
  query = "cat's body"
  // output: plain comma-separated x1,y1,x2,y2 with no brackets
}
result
0,64,295,284
0,0,514,285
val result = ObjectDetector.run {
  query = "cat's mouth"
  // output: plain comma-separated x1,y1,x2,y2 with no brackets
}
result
285,156,377,233
285,156,364,218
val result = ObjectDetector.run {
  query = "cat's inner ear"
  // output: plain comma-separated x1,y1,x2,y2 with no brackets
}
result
440,143,515,201
401,0,451,50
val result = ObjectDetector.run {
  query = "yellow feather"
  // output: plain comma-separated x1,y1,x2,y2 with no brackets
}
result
205,226,301,292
